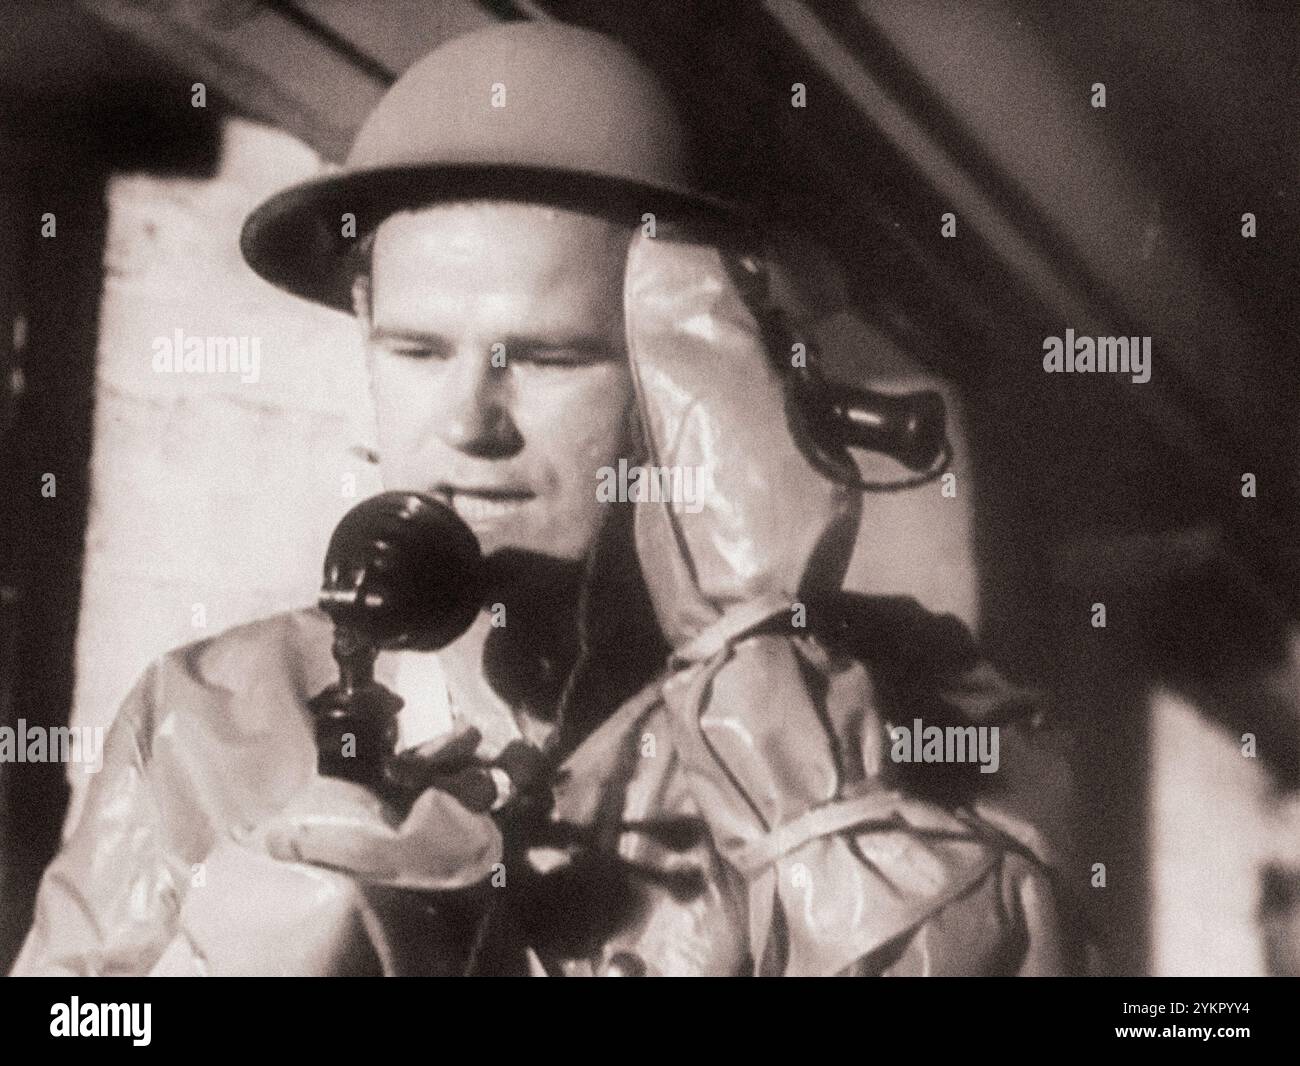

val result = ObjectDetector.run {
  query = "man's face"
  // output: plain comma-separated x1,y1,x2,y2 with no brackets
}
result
361,201,636,564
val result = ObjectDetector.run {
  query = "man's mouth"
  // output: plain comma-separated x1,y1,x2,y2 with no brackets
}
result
431,485,535,525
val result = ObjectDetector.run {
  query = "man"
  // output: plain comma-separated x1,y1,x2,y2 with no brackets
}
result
12,22,1071,976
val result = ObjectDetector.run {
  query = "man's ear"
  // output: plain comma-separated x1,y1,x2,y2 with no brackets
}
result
352,274,378,386
351,274,372,333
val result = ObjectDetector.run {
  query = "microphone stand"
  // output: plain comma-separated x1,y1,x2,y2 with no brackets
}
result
309,623,403,798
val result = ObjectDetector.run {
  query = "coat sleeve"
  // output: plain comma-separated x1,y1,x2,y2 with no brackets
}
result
726,779,1076,977
10,662,191,976
9,651,391,978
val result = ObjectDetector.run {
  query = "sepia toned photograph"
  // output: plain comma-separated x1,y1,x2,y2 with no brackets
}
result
0,0,1297,1018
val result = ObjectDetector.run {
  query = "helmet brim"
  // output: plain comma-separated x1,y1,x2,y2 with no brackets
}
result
240,162,750,312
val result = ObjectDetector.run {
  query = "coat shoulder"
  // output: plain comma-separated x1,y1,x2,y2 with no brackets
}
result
116,607,333,813
153,606,334,698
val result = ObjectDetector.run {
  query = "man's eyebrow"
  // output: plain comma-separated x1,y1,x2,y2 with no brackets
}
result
367,328,618,356
498,333,617,355
366,325,450,345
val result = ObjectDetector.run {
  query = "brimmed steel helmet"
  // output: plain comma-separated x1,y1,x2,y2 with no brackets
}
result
240,22,743,311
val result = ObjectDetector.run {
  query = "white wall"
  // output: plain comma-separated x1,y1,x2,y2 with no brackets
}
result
1149,687,1298,975
70,118,381,824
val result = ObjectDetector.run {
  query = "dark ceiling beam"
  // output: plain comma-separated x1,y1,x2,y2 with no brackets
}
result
81,0,379,159
261,1,398,85
77,0,501,161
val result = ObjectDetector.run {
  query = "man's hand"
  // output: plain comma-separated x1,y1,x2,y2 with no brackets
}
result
155,726,504,975
253,723,504,892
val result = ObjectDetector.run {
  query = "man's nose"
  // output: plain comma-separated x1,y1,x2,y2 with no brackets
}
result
433,348,522,457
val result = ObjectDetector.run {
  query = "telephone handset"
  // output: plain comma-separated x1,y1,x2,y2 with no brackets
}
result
308,491,483,798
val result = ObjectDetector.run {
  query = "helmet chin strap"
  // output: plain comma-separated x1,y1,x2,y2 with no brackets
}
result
535,437,667,764
456,497,623,977
548,507,605,754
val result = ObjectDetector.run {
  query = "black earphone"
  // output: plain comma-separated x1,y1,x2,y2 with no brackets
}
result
728,248,952,493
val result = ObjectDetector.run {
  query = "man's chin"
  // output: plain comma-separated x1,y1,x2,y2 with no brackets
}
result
470,516,597,568
480,544,589,599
